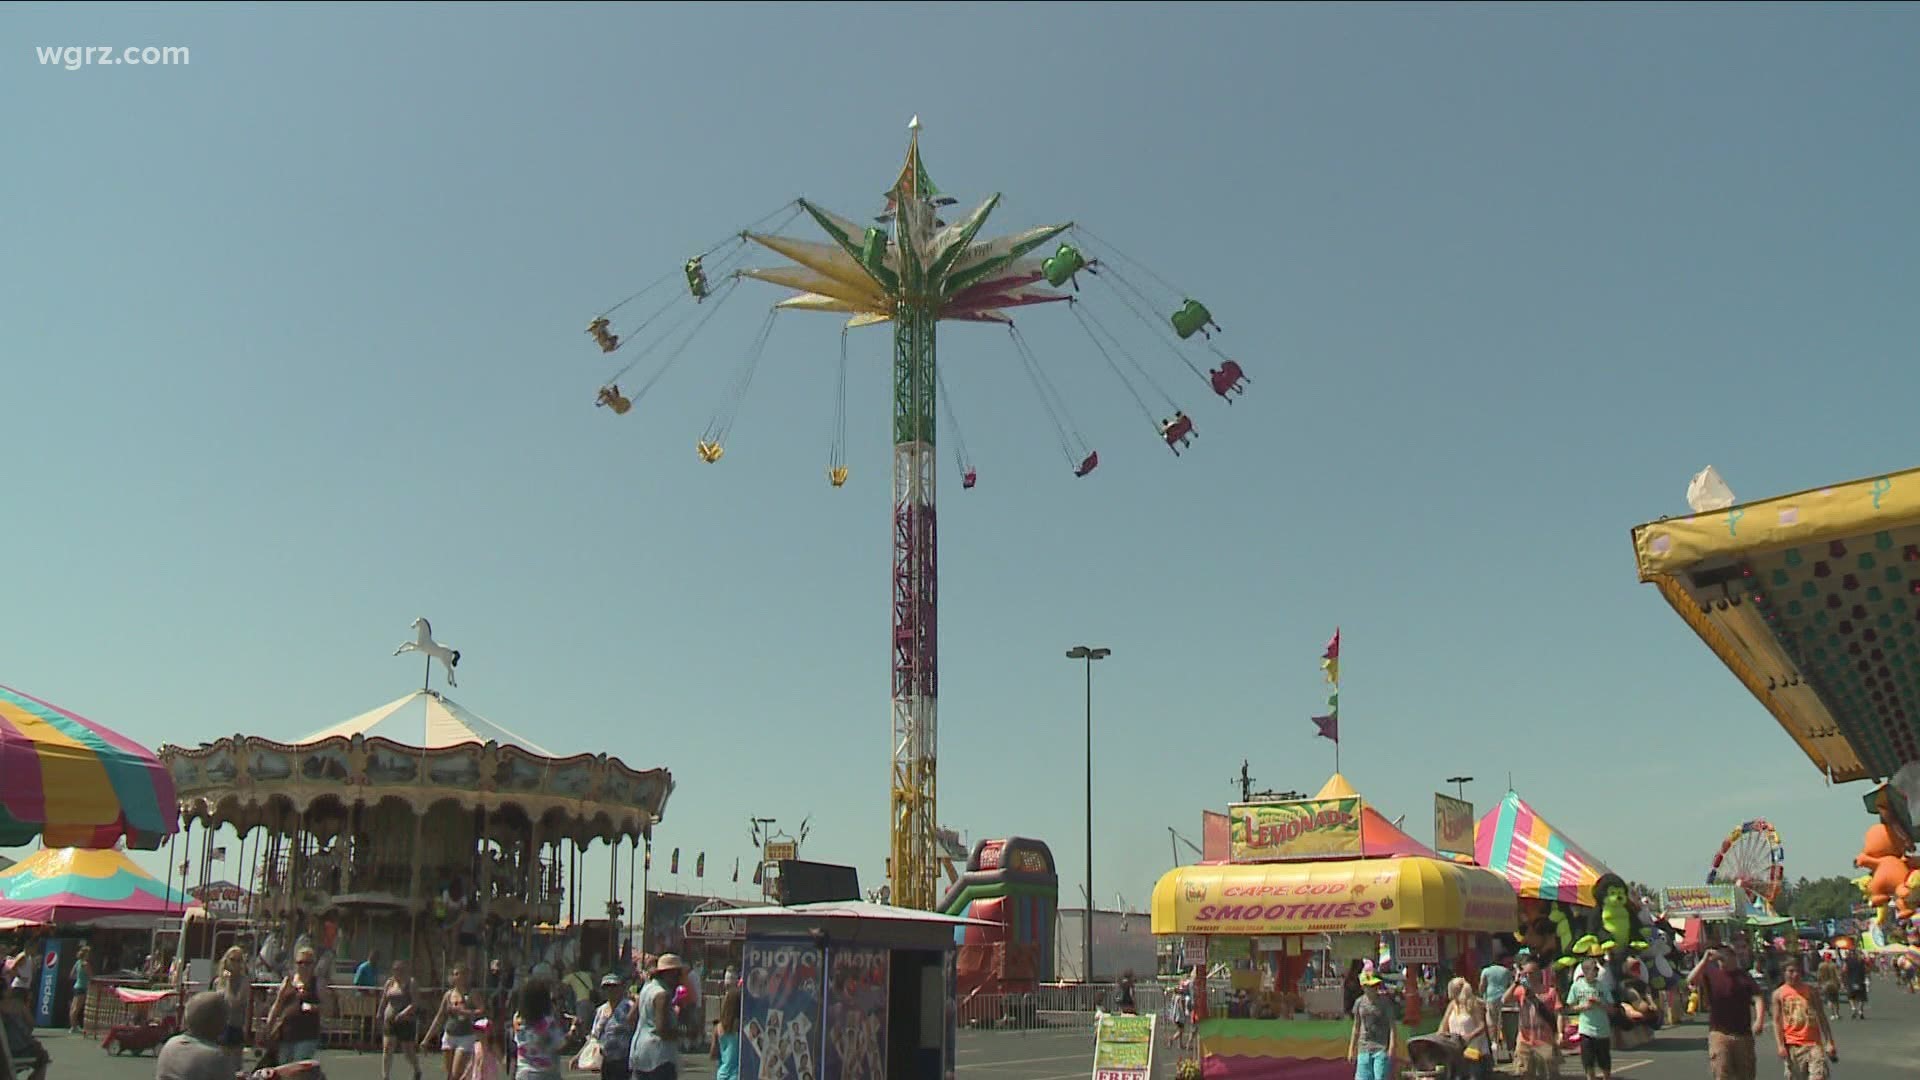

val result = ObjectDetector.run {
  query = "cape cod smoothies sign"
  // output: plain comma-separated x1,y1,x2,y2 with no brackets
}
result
1229,797,1363,861
1175,868,1400,934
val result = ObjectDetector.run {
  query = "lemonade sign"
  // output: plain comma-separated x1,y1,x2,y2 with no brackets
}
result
1229,797,1364,861
1091,1012,1155,1080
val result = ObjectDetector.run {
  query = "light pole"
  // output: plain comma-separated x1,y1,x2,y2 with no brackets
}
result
1066,645,1110,983
1446,775,1474,800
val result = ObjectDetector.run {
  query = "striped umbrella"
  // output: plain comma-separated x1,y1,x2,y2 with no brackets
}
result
1475,790,1613,906
0,684,176,850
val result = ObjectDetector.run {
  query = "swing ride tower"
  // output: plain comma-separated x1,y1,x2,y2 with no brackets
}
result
586,117,1245,910
743,119,1072,909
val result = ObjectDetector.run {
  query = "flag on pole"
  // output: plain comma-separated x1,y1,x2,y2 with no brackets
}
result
732,857,740,883
1320,628,1341,685
696,853,705,879
671,848,680,875
1312,627,1342,747
752,861,764,886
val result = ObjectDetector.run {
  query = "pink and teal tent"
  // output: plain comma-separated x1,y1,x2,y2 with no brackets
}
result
0,846,191,927
1475,790,1614,907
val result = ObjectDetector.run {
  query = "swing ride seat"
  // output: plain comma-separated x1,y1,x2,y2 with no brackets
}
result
1208,359,1248,399
697,440,725,463
595,386,632,415
587,317,621,353
861,227,890,275
1041,243,1089,288
1170,299,1217,340
829,465,849,487
962,468,977,489
1074,451,1099,477
684,257,710,300
1160,413,1196,448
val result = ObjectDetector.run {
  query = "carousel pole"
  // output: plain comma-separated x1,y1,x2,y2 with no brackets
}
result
627,837,637,964
640,838,651,960
164,825,179,917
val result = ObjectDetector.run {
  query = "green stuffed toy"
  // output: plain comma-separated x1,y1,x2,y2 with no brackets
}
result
1596,876,1650,953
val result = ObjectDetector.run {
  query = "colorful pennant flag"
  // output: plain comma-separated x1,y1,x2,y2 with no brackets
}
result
732,857,740,883
671,847,680,875
696,852,705,879
1312,628,1342,765
1321,627,1341,685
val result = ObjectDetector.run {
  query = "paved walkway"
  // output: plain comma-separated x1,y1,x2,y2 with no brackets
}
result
30,981,1920,1079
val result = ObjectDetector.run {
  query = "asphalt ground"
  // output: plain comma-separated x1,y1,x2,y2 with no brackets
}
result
29,981,1920,1079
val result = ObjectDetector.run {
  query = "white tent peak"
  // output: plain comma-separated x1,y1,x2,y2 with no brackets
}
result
296,689,553,756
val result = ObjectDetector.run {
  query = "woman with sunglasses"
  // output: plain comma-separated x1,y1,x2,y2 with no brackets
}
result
264,946,330,1062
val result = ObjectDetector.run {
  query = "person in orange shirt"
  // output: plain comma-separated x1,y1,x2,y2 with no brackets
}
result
1770,957,1837,1080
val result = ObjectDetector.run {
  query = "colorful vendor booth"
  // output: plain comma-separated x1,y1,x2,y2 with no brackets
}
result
1477,791,1673,1048
1152,775,1517,1079
686,899,982,1080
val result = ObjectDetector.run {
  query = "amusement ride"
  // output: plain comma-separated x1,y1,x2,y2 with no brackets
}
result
582,118,1248,909
1706,818,1787,910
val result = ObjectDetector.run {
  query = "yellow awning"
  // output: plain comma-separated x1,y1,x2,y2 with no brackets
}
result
1629,465,1920,782
1151,856,1515,937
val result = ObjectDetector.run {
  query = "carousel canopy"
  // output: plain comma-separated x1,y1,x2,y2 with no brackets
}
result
0,846,191,928
1631,465,1920,782
297,690,552,754
161,686,673,843
1475,790,1613,907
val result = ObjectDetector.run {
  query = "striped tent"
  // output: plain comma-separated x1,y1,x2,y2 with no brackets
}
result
0,846,191,927
1475,790,1613,907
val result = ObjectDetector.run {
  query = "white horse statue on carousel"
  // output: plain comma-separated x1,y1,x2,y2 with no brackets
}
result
394,616,461,688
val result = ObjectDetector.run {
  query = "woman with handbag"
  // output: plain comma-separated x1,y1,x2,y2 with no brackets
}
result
261,945,330,1064
1441,977,1494,1080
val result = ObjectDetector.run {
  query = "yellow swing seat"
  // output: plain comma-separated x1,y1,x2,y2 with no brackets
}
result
828,465,849,487
697,440,725,463
595,385,631,415
587,317,620,353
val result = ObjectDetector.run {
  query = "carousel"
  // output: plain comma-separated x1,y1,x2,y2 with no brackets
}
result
157,620,673,987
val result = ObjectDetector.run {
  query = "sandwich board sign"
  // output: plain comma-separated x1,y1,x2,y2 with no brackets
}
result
1091,1012,1154,1080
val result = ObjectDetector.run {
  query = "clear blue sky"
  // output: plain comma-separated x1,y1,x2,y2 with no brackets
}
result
6,5,1917,920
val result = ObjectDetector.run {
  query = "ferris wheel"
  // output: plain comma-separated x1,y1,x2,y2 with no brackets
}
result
1706,819,1786,907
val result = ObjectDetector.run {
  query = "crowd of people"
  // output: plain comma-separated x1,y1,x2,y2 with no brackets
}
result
135,949,734,1080
1327,934,1899,1080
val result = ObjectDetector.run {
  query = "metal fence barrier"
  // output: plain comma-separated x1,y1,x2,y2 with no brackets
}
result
956,982,1174,1032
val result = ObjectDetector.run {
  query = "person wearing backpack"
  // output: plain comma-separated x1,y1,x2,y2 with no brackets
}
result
588,973,639,1080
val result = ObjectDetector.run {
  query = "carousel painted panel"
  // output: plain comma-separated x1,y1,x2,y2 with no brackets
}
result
245,745,293,783
549,760,594,798
425,749,483,788
299,745,353,783
364,745,421,785
493,750,545,793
